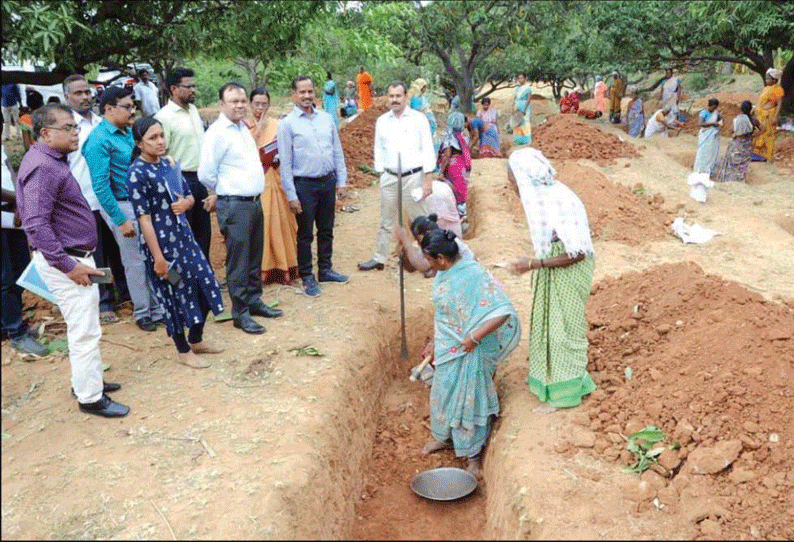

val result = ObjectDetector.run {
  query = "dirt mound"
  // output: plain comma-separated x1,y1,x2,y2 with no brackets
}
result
532,114,640,165
551,161,673,245
582,262,794,539
680,102,741,138
774,136,794,173
339,104,390,189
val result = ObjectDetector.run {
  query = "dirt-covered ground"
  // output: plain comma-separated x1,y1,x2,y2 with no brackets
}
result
2,80,793,540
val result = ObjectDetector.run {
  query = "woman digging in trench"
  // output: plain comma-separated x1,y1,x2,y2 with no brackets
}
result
506,148,596,410
419,228,521,476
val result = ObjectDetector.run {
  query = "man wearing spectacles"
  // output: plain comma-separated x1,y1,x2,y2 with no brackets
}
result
63,74,130,325
133,69,161,117
83,86,165,332
155,67,212,263
15,103,129,417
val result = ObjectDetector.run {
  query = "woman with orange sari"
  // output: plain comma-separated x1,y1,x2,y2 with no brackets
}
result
593,75,608,115
751,68,784,162
356,67,373,111
245,88,299,285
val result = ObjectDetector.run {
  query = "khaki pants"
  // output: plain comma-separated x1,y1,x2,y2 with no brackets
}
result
372,171,428,264
32,251,104,403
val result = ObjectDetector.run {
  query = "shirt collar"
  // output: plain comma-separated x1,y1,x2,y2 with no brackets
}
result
31,141,68,162
100,118,130,135
292,104,316,118
166,99,191,113
72,108,100,126
218,112,246,129
387,107,412,120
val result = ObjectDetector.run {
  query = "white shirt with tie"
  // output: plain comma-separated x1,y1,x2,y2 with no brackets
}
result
197,113,264,196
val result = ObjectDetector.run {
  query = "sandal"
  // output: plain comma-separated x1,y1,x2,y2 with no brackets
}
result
100,311,120,324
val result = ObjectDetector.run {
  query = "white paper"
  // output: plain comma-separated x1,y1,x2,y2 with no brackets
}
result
671,217,722,244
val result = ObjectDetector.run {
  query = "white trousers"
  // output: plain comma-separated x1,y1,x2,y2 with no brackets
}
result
372,171,428,263
32,251,103,403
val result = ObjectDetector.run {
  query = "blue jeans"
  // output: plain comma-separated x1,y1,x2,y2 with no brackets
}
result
1,228,30,339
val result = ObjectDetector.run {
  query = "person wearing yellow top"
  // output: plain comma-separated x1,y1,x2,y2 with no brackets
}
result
245,87,299,285
752,68,784,162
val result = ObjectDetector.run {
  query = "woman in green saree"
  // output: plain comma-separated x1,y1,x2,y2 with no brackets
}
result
506,148,596,409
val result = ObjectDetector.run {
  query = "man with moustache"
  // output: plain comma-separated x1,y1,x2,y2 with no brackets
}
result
83,86,164,332
277,75,348,297
133,69,160,117
63,74,130,324
199,82,282,334
16,103,129,417
358,80,436,271
154,67,212,262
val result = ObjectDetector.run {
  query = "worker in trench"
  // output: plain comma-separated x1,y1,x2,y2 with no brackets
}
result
397,226,521,476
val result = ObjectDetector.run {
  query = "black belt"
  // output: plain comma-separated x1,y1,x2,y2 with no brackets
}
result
217,195,260,202
294,173,335,183
385,166,423,177
65,247,95,258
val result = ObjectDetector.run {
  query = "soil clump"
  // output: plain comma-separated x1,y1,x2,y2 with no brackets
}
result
582,261,794,539
532,114,640,165
339,102,390,189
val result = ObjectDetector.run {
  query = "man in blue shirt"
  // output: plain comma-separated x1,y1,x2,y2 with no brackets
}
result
277,75,348,297
2,83,22,141
82,87,164,331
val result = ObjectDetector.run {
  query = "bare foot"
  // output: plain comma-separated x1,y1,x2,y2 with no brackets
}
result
177,351,211,369
423,439,451,454
189,340,225,354
533,404,558,414
466,456,482,478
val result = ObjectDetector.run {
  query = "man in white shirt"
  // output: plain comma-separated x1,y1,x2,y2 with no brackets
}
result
132,69,160,117
359,80,436,271
154,67,211,262
198,82,282,335
63,74,129,324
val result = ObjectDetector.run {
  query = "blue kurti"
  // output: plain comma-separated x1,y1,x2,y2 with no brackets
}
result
322,80,339,128
128,157,224,336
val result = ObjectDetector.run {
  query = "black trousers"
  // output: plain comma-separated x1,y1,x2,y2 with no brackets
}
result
182,171,212,266
294,175,336,278
215,198,263,320
93,210,130,312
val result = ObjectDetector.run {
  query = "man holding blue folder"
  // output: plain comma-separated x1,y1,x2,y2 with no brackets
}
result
16,103,129,418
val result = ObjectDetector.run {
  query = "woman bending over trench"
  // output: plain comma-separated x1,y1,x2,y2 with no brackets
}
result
420,229,520,476
506,148,596,409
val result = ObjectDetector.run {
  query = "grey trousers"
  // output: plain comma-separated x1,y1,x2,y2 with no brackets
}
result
100,200,164,323
215,198,264,320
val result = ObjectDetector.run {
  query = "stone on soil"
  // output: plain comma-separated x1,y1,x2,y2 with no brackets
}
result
688,440,742,475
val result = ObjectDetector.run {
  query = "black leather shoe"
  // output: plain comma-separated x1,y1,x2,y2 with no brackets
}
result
78,394,130,417
233,316,265,334
249,303,283,318
136,317,157,332
71,381,121,398
358,259,385,271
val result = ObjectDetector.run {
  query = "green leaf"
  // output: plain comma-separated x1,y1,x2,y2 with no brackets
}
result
288,346,324,357
213,313,233,323
627,426,665,444
646,447,665,458
102,363,110,372
265,301,279,308
46,338,69,354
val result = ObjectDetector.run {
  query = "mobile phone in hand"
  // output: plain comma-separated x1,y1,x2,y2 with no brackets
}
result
88,267,113,284
167,261,183,287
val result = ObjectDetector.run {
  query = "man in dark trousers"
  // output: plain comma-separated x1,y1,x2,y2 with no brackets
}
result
277,75,349,297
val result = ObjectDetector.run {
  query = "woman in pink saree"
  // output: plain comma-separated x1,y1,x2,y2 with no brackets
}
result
593,75,608,114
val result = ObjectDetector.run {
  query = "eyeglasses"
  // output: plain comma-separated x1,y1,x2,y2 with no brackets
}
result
252,102,270,109
46,124,80,133
177,84,197,89
115,104,136,111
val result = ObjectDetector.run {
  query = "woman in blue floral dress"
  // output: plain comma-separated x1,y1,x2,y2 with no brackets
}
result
419,228,521,476
127,117,225,369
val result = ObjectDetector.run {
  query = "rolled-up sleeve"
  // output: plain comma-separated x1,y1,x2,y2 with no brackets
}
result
20,167,74,273
277,120,297,201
